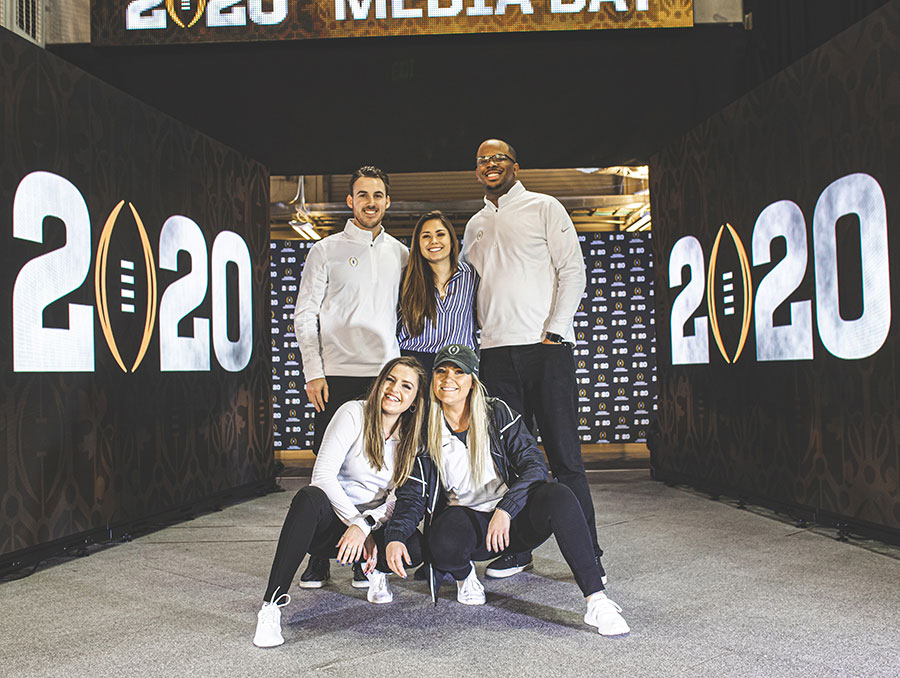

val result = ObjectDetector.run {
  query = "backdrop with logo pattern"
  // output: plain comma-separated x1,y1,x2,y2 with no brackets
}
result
270,231,657,449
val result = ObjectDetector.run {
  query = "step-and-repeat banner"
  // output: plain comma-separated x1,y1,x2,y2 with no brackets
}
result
271,231,657,449
0,28,272,561
651,1,900,532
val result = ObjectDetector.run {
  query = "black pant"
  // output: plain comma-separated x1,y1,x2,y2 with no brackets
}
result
263,485,423,601
480,343,601,556
400,349,435,396
428,483,605,596
312,376,376,455
399,349,436,375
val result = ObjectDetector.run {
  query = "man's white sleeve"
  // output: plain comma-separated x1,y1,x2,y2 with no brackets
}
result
399,243,410,268
545,198,587,338
310,403,371,533
293,243,328,382
460,216,476,266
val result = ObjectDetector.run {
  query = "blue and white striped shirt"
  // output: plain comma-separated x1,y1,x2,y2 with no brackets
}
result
398,260,478,353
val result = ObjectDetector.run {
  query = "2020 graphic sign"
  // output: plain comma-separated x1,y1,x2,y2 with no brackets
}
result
668,173,891,365
12,171,253,373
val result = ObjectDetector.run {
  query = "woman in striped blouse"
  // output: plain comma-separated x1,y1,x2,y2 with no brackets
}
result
398,210,478,374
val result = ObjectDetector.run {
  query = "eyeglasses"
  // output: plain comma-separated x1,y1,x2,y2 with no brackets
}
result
476,153,515,166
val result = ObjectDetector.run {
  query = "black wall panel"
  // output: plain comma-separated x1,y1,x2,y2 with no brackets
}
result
651,0,900,532
0,28,273,561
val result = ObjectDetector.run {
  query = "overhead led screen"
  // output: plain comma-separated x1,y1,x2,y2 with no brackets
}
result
91,0,693,46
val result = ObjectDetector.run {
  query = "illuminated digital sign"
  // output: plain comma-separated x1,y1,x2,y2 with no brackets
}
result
668,173,891,365
91,0,693,46
12,172,254,374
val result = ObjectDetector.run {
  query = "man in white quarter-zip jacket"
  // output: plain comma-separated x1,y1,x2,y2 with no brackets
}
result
462,140,607,583
292,166,408,587
294,166,408,451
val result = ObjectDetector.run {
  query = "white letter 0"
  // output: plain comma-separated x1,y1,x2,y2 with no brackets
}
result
813,173,891,360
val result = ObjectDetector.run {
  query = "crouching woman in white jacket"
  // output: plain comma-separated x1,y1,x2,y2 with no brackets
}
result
254,356,427,648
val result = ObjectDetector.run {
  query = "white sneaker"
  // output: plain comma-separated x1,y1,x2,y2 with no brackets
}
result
366,570,393,604
456,563,486,606
584,592,630,637
253,591,291,648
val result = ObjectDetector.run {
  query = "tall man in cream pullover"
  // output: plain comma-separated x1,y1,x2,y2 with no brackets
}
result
293,166,408,587
462,139,606,581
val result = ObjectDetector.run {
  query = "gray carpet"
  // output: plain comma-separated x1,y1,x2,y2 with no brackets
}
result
2,470,898,677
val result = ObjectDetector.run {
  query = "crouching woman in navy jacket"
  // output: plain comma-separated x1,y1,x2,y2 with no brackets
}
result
384,344,629,637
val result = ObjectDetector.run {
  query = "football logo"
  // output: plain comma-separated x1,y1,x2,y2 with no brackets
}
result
706,223,752,364
95,200,157,372
165,0,206,28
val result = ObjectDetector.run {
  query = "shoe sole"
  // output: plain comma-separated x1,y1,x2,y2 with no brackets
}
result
597,628,630,637
297,580,327,589
367,595,393,604
351,580,370,589
253,637,285,648
485,561,533,579
457,597,486,605
585,617,630,636
585,611,629,637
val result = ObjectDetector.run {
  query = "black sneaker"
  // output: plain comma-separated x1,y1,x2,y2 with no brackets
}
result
351,561,369,589
298,555,330,588
597,554,608,586
485,552,533,579
413,564,429,581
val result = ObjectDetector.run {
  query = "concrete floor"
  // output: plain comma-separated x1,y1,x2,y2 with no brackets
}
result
2,470,898,678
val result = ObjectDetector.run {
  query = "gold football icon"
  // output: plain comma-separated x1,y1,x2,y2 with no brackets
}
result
166,0,207,28
94,200,158,373
706,223,753,364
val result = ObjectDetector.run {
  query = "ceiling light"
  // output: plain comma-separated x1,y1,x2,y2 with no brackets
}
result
626,213,651,232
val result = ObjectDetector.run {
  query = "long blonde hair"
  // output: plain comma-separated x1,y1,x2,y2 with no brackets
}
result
426,373,493,487
361,356,427,485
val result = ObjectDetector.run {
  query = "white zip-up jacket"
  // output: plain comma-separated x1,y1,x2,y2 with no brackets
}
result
294,219,408,382
462,181,586,347
310,400,397,536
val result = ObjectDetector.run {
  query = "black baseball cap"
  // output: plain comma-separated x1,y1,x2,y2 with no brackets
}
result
433,344,479,375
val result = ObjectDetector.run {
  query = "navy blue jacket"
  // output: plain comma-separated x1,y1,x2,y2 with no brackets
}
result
384,397,550,547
